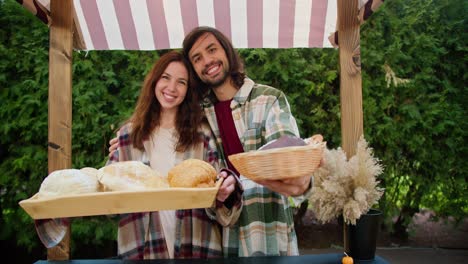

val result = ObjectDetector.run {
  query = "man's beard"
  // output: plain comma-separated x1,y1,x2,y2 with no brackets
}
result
203,68,229,89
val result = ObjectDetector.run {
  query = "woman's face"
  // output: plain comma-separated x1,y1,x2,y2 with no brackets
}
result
155,61,189,112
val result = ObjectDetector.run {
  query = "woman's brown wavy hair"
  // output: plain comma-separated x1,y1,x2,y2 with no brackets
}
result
127,51,203,152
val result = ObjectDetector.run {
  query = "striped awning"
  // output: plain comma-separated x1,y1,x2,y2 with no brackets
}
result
18,0,384,51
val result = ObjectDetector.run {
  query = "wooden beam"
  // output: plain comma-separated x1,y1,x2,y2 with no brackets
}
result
337,0,363,159
47,0,73,260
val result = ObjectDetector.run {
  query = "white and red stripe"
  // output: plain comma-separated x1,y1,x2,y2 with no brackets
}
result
129,1,153,50
230,0,248,48
73,0,339,50
33,0,343,50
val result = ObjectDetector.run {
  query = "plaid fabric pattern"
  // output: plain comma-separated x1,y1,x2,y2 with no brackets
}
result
202,78,307,257
109,122,224,259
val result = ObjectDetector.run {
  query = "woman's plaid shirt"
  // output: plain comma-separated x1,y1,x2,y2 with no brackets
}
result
108,122,226,259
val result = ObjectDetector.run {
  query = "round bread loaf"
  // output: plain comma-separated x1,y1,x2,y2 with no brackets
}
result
80,167,99,177
168,159,217,188
98,161,168,191
80,167,105,191
38,169,100,198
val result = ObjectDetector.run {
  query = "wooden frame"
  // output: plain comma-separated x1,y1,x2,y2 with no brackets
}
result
47,0,73,260
44,0,365,259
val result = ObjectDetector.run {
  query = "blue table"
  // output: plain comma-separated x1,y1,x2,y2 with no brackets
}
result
35,254,389,264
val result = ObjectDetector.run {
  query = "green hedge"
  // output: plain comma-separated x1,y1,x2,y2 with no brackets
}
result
0,0,466,260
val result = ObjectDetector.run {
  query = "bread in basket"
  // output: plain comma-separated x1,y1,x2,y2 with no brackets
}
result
228,134,325,180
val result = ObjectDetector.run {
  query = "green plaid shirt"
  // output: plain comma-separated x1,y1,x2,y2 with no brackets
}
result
202,78,307,256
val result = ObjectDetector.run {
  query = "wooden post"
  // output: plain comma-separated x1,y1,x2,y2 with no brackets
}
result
337,0,363,158
47,0,73,260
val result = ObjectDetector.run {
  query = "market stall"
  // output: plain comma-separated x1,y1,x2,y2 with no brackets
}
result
17,0,385,261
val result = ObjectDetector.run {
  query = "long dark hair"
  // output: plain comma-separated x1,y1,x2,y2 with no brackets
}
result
182,26,246,98
128,51,203,152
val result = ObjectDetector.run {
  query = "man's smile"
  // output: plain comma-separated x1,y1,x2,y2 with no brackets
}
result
204,62,222,77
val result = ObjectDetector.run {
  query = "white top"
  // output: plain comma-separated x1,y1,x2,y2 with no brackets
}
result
147,127,177,258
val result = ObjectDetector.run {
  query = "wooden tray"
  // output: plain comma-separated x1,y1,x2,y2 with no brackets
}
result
19,180,222,219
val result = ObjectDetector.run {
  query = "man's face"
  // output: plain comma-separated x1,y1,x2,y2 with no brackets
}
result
188,33,230,88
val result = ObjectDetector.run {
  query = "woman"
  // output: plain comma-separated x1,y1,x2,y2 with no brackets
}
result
108,51,238,259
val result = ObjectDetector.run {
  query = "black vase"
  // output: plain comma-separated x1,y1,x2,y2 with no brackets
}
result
344,209,382,261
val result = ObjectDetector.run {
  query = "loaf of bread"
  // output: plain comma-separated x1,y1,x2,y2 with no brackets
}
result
98,161,169,191
38,169,100,198
80,167,99,178
80,167,105,192
168,159,217,188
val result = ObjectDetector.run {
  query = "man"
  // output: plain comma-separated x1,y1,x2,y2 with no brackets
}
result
183,26,312,257
181,27,311,197
110,26,313,256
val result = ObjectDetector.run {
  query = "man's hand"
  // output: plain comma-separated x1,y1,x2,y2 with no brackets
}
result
254,156,323,197
108,133,119,157
256,175,311,197
216,171,236,202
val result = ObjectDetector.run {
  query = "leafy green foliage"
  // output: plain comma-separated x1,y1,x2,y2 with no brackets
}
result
359,0,467,232
0,0,160,258
239,48,342,148
0,0,466,260
0,0,50,249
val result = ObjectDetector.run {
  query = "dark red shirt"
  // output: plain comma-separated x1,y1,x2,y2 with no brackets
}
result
214,99,244,175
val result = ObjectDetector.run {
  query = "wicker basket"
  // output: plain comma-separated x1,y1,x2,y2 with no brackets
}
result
228,135,325,180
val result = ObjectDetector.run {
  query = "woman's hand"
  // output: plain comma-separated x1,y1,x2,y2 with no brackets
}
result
216,171,236,202
108,133,119,157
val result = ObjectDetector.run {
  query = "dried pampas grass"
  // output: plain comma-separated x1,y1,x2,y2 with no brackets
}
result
310,136,384,225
